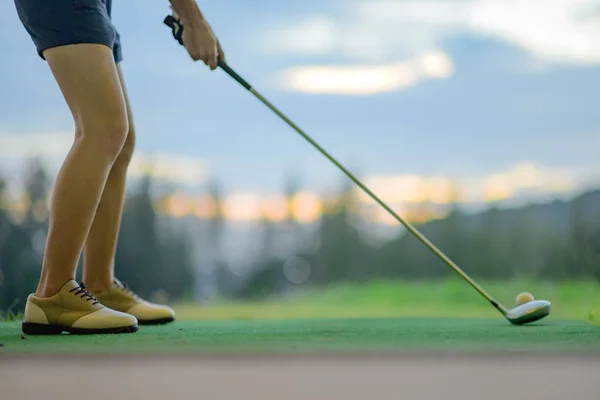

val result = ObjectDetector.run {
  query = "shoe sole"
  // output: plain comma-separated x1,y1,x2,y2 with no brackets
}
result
22,322,139,335
138,317,175,326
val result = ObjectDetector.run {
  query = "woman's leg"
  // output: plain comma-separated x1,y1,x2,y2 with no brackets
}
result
82,63,135,292
81,63,175,325
35,43,129,298
22,42,138,335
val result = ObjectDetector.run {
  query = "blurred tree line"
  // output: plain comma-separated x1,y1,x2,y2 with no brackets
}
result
241,183,600,299
0,159,194,312
1,159,599,311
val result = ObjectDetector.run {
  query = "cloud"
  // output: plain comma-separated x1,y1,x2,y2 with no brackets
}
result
160,190,323,224
357,161,593,207
262,16,337,56
261,0,600,66
3,135,598,225
475,162,579,201
467,0,600,65
0,132,73,159
0,132,208,187
154,161,599,226
128,153,207,186
279,51,453,94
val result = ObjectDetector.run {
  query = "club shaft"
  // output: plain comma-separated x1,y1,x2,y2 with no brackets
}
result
221,63,508,316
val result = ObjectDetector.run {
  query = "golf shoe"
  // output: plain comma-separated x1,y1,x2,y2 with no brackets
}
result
91,279,175,325
22,280,139,335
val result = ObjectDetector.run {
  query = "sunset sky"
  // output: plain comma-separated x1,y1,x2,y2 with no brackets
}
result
1,0,599,224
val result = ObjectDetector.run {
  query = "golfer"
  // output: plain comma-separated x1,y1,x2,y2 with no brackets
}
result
13,0,223,334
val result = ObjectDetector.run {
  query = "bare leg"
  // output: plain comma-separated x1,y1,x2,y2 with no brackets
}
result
78,65,176,325
35,44,129,298
82,64,135,293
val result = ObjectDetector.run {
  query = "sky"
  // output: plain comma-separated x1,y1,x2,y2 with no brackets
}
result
1,0,600,218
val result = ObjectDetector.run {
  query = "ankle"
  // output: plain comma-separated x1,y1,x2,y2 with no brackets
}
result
35,278,70,298
83,280,113,295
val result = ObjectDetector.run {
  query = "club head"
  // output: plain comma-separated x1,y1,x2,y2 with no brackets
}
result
505,300,551,325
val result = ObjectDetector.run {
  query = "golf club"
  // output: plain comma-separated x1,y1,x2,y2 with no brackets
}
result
163,15,551,325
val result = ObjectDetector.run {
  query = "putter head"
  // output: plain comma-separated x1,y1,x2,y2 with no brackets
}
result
505,300,551,325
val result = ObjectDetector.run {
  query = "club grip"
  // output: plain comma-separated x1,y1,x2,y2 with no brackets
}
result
218,61,252,91
164,14,252,91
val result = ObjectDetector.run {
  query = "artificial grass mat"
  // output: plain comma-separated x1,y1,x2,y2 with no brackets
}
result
1,317,599,355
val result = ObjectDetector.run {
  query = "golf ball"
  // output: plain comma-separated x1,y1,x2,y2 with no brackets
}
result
516,292,534,305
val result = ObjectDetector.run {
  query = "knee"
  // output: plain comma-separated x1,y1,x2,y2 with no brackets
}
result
77,114,129,160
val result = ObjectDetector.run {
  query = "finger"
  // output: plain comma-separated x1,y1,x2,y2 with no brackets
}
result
208,46,218,70
200,52,210,64
189,50,201,61
217,41,226,63
190,50,208,63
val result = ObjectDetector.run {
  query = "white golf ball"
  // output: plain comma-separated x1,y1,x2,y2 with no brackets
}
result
516,292,534,305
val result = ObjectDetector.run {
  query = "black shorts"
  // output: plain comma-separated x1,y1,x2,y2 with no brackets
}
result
14,0,122,63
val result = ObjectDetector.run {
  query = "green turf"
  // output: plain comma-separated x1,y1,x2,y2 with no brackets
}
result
2,280,599,355
1,318,599,355
173,280,600,321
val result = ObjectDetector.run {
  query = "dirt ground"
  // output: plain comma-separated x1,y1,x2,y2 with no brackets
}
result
1,353,599,400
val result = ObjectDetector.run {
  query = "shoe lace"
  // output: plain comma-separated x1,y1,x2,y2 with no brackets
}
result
70,284,100,305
